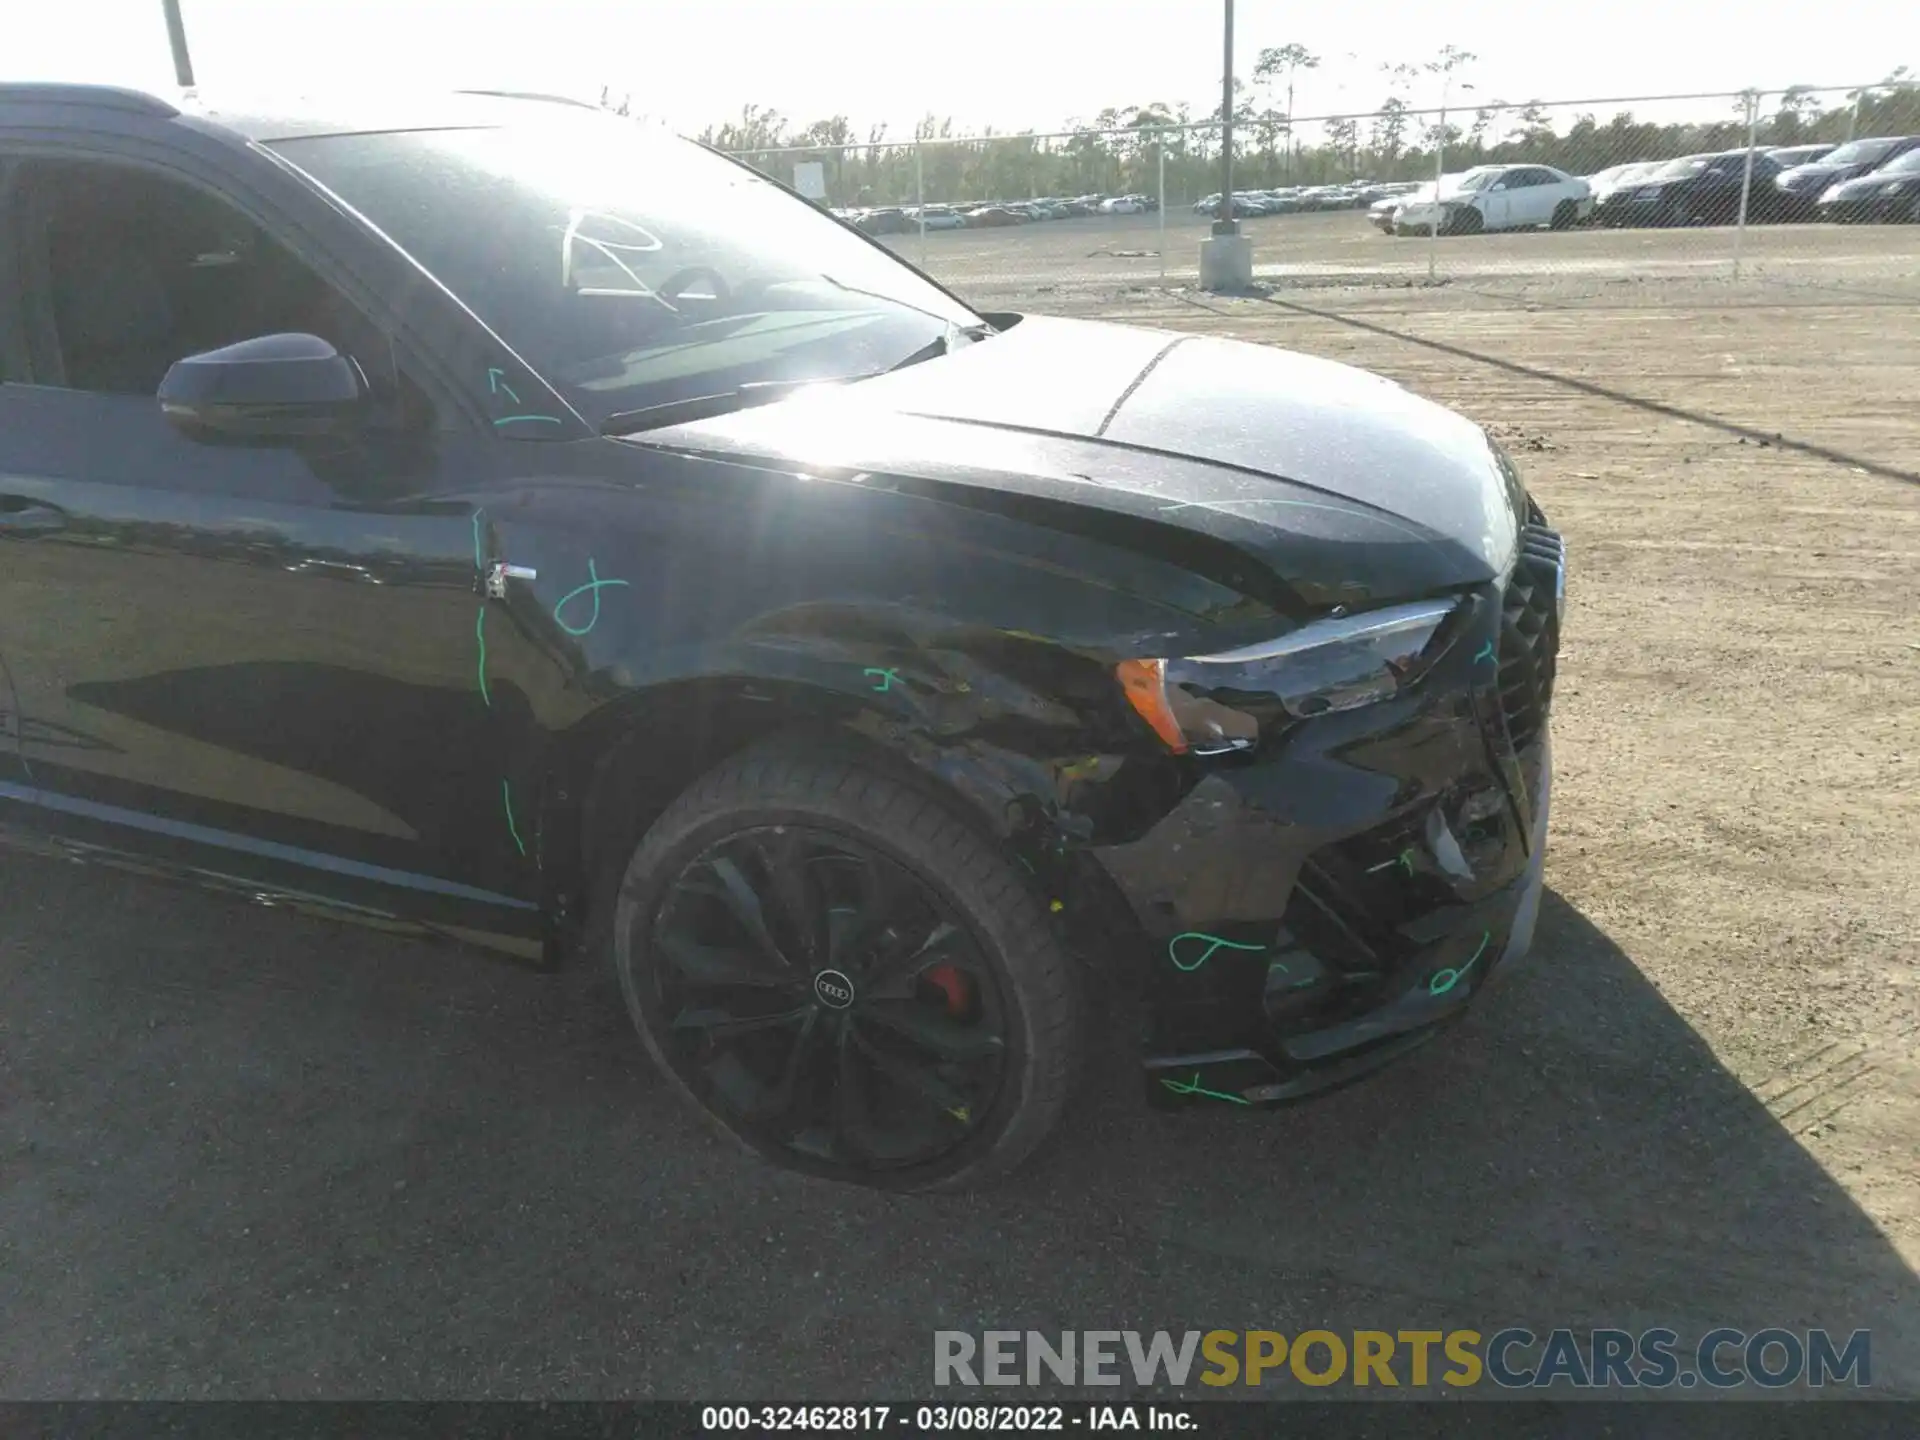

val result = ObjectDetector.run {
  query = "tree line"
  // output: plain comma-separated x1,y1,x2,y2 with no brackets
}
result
600,61,1919,208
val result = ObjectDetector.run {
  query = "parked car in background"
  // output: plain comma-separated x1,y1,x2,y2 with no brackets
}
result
1595,149,1787,226
1764,143,1836,170
1583,160,1660,207
916,205,967,231
1775,135,1920,218
1815,147,1920,222
856,206,912,235
1392,165,1592,236
963,205,1025,227
1371,178,1455,231
1194,192,1259,219
1098,195,1145,214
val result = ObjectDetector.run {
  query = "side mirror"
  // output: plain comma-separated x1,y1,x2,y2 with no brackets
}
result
158,332,367,439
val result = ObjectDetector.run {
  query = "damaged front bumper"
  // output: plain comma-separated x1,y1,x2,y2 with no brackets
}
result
1092,547,1561,1110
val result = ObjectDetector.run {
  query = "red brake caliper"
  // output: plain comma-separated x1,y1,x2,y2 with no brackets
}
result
922,964,972,1017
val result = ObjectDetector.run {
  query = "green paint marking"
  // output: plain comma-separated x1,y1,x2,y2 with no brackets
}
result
492,414,564,428
471,509,486,570
1159,1072,1252,1106
1473,640,1497,667
475,606,491,708
486,367,523,406
1168,931,1268,972
1367,847,1416,876
501,779,527,856
553,558,631,637
1426,929,1492,996
864,666,902,692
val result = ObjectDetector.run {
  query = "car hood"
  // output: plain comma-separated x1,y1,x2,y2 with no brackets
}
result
626,315,1521,609
1826,172,1901,197
1780,161,1868,188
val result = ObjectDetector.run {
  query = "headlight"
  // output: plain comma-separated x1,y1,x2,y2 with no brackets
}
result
1820,183,1848,202
1885,180,1912,195
1116,599,1462,754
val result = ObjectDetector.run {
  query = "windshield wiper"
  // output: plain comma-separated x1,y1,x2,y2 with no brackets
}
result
598,376,873,436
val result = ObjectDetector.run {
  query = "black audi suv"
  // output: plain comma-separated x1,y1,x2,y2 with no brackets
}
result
0,85,1562,1189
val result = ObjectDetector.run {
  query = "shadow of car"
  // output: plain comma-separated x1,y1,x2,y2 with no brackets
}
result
7,867,1913,1396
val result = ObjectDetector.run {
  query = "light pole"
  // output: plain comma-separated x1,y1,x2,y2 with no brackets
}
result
161,0,195,87
1199,0,1252,289
1216,0,1237,234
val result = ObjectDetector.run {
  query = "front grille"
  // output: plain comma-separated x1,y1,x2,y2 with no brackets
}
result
1498,522,1564,751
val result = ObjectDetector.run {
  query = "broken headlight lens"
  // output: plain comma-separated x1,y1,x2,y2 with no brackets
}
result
1117,599,1461,754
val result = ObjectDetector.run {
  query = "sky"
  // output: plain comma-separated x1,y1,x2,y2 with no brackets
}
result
9,0,1911,140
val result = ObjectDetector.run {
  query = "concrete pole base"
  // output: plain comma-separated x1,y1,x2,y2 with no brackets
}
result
1199,232,1254,292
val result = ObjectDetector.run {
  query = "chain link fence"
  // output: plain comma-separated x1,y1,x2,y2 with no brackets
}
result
723,83,1920,313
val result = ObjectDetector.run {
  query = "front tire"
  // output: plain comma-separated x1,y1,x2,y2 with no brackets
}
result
1550,200,1578,230
1449,205,1484,236
612,741,1080,1191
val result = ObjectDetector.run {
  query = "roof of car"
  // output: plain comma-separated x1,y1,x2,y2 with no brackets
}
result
0,81,611,144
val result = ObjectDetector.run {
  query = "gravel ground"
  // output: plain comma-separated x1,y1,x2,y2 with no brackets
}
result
3,216,1917,1401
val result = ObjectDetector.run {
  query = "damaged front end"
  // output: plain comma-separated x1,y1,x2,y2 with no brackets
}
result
1072,512,1565,1109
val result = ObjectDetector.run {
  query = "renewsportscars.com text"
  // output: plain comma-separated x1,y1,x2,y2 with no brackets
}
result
933,1328,1871,1390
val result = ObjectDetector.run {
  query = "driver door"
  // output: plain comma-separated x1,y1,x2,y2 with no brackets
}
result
0,145,542,942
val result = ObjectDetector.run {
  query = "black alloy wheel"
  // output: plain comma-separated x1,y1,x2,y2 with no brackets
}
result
613,743,1079,1190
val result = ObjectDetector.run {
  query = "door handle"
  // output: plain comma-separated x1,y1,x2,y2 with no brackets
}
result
0,498,68,536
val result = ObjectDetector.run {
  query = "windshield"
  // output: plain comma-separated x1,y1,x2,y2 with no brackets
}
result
1819,138,1903,166
1450,168,1500,192
1876,149,1920,176
272,115,981,429
1654,156,1710,178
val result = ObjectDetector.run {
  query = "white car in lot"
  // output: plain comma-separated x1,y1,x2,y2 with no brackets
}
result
1099,195,1145,214
1368,179,1446,229
913,205,967,231
1391,164,1594,235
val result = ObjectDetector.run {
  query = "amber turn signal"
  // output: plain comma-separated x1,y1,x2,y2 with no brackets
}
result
1114,658,1188,753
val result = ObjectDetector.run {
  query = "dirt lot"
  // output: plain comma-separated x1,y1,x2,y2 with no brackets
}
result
2,216,1917,1400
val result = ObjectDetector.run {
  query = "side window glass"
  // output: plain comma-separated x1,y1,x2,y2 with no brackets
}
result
18,158,430,428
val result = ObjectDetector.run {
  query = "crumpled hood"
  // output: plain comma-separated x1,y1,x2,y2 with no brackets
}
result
633,315,1520,605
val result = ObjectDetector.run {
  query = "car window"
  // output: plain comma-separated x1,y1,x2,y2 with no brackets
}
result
272,115,979,430
1820,137,1905,166
8,158,424,419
